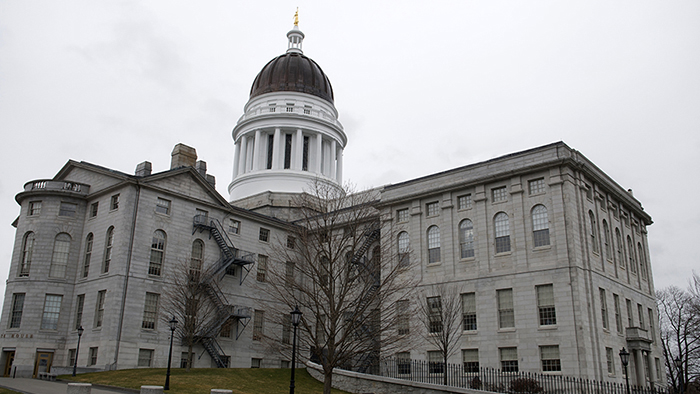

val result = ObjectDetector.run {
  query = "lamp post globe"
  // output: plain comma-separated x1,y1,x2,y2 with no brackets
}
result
289,306,302,394
72,326,84,377
164,316,178,391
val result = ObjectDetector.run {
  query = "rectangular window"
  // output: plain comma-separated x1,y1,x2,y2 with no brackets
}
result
266,134,274,169
138,349,154,367
41,294,63,330
540,345,561,372
304,105,311,115
253,310,264,341
426,202,439,216
500,347,518,372
9,293,25,329
281,315,291,344
142,292,159,330
88,347,98,366
68,349,76,368
251,358,262,368
626,299,634,328
220,318,233,338
492,186,508,202
655,358,662,382
228,219,240,234
427,296,442,334
462,349,479,373
648,308,655,340
529,178,546,195
257,254,267,282
302,136,309,171
94,290,105,328
397,352,411,375
90,202,99,218
600,288,609,330
156,198,171,215
259,228,270,242
286,105,294,113
59,202,78,217
397,208,409,222
284,134,292,169
29,201,42,216
181,352,191,368
110,194,120,210
497,289,515,329
461,293,477,331
285,261,295,287
606,347,615,375
428,351,443,374
286,236,296,249
614,294,623,333
458,194,472,210
75,294,85,330
397,300,409,335
638,304,645,329
536,285,556,325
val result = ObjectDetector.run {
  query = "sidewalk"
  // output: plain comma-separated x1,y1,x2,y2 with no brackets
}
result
0,378,137,394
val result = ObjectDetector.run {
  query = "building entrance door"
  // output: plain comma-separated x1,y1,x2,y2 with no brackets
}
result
3,351,15,377
32,351,53,378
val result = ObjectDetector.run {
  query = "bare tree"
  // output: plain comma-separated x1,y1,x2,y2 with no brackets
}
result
161,258,219,371
416,283,464,385
263,179,415,394
657,272,700,392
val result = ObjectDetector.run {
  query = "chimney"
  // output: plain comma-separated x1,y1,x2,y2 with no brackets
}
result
195,160,207,177
206,174,216,188
171,143,197,169
135,161,152,177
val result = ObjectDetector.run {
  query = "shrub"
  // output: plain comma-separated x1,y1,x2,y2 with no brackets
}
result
510,377,543,394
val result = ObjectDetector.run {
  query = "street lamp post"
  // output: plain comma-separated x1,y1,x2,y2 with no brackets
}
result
674,356,683,394
289,306,302,394
72,326,84,377
164,316,178,391
620,347,631,394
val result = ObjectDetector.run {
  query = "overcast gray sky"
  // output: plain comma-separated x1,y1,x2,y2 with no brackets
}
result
1,1,698,299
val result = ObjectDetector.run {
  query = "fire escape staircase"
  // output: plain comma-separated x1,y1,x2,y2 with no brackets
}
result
192,215,255,367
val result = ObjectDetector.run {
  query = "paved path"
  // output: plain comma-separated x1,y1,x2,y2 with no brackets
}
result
0,378,137,394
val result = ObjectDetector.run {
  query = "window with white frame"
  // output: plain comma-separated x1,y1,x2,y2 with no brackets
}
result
259,228,270,242
626,299,634,328
458,194,472,210
149,230,166,276
29,201,42,216
540,345,561,372
89,347,98,366
190,240,204,281
251,358,262,368
142,292,159,329
532,205,550,247
68,349,76,367
397,352,411,374
103,227,114,273
59,202,77,217
396,299,409,335
50,233,71,278
138,349,154,367
228,219,240,234
427,296,442,333
614,294,623,333
94,290,106,328
637,303,645,329
19,232,34,277
462,292,477,331
529,178,546,195
156,198,171,215
606,347,615,375
110,194,120,210
253,310,264,340
462,349,479,373
427,226,440,264
603,220,612,260
638,243,648,280
286,235,296,249
492,187,508,202
90,202,98,218
41,294,63,330
9,293,25,329
648,308,655,340
75,294,84,330
494,213,511,253
398,232,410,267
500,347,518,372
257,254,267,282
600,288,609,330
397,208,409,222
628,236,637,273
459,219,475,258
428,351,443,374
497,289,514,329
426,201,439,216
81,233,93,279
616,229,625,269
285,261,295,287
220,318,233,338
589,211,599,253
536,284,556,325
281,315,291,344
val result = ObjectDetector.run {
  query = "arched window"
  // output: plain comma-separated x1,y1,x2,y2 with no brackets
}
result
459,219,474,258
103,226,114,273
603,220,611,260
637,243,647,280
532,205,549,247
627,236,636,274
190,239,204,281
589,211,598,253
50,233,72,278
427,226,440,264
80,233,92,278
19,232,35,277
397,232,410,267
494,213,510,253
149,230,166,276
615,229,625,269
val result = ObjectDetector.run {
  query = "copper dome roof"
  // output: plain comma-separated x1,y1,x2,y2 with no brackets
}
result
249,52,334,104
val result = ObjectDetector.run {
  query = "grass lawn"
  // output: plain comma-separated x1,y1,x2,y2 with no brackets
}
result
0,389,22,394
61,368,351,394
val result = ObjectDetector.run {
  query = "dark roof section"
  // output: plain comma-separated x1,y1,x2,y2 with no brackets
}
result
249,52,334,104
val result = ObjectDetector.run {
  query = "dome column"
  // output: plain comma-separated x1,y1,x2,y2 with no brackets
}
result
272,128,282,169
252,129,263,171
336,147,343,183
238,136,248,174
315,133,323,173
232,142,241,177
294,128,303,170
330,140,337,179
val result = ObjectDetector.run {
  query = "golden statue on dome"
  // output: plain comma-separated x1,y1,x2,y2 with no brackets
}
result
294,8,299,26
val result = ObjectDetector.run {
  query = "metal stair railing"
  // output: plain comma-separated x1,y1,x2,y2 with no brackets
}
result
200,337,227,368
